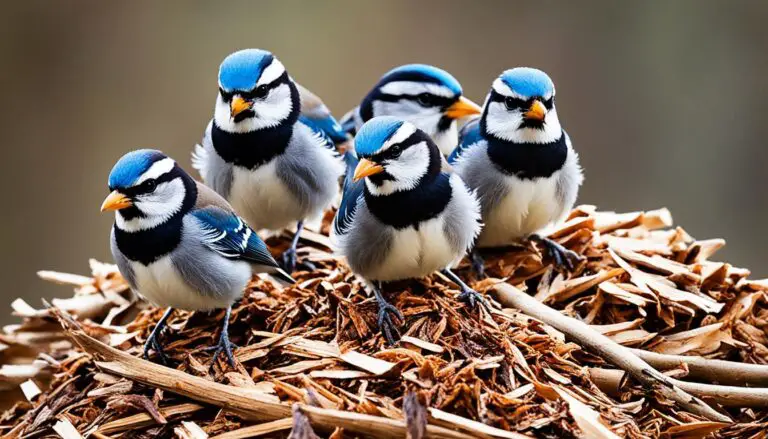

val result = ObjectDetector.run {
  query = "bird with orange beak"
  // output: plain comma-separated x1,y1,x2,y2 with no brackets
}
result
449,68,584,274
192,49,345,273
332,117,482,344
338,64,482,156
102,149,293,366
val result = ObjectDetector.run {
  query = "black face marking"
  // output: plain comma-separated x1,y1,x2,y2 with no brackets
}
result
360,130,448,228
487,90,555,131
212,76,300,169
113,165,199,265
359,69,458,122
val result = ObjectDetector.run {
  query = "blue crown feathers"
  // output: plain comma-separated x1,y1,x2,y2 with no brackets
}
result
500,67,555,98
354,116,405,156
218,49,276,92
108,149,166,189
381,64,462,96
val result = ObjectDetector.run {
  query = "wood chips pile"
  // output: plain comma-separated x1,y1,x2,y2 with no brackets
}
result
1,206,767,438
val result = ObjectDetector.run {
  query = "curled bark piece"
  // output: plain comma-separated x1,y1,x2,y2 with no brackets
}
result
491,284,732,423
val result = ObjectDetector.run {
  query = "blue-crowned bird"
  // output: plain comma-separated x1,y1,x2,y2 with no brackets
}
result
449,68,583,273
193,49,345,272
332,117,483,344
339,64,481,156
101,149,294,366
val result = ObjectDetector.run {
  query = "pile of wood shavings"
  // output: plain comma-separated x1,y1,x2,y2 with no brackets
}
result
1,206,767,438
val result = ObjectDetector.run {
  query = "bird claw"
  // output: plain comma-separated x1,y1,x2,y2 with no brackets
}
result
280,247,298,273
205,333,239,368
377,302,403,346
458,289,491,313
296,259,317,272
143,328,169,365
534,236,583,272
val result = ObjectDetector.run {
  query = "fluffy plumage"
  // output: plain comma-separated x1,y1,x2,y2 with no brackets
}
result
449,68,583,269
339,64,481,156
193,49,344,272
332,117,482,343
103,149,292,365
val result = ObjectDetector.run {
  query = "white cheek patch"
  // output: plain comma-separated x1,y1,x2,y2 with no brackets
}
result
116,178,186,232
213,84,293,133
136,158,175,184
379,81,455,98
366,141,429,196
257,59,286,87
485,102,562,144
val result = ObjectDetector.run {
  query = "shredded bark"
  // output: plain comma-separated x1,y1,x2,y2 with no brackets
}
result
1,206,767,438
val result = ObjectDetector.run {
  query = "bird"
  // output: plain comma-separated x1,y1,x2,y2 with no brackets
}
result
101,149,295,366
339,64,482,156
448,67,584,273
192,48,345,273
332,116,483,344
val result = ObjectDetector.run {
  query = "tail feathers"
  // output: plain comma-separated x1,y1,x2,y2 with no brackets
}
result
191,143,207,171
272,268,297,286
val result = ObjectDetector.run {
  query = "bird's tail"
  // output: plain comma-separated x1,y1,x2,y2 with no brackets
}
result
272,268,297,286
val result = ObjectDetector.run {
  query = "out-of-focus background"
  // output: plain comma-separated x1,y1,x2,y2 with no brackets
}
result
1,1,767,323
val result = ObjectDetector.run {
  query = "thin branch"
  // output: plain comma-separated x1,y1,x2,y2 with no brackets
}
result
629,349,768,387
587,368,768,407
491,283,732,423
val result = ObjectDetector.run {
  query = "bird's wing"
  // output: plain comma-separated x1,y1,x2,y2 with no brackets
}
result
333,152,365,237
191,206,280,268
299,116,342,157
296,82,348,144
448,117,483,164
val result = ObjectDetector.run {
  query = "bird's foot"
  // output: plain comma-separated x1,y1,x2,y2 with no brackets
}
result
280,247,316,273
457,288,490,312
530,235,583,271
376,300,403,346
280,247,298,273
470,250,486,278
205,331,239,368
142,333,170,365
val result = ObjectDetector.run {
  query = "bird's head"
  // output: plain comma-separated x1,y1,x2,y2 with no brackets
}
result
214,49,299,133
361,64,481,139
101,150,195,231
353,116,441,196
483,67,562,143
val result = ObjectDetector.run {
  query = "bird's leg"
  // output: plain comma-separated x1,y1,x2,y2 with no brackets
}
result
143,307,173,364
469,248,486,278
441,269,490,311
280,220,316,272
529,234,583,271
206,305,239,367
372,282,403,345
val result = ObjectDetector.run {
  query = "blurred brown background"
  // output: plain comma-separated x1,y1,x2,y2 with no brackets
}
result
1,1,767,323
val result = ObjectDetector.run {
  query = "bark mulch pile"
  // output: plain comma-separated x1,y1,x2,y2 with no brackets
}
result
1,206,767,438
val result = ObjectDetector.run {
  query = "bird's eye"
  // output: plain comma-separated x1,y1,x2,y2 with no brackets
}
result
253,85,269,99
542,97,555,109
504,97,524,111
416,93,434,107
219,88,232,101
142,179,157,193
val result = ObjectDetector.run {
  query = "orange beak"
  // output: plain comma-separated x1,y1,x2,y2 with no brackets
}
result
523,100,547,121
353,158,385,182
230,95,253,118
100,190,133,212
444,96,482,119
